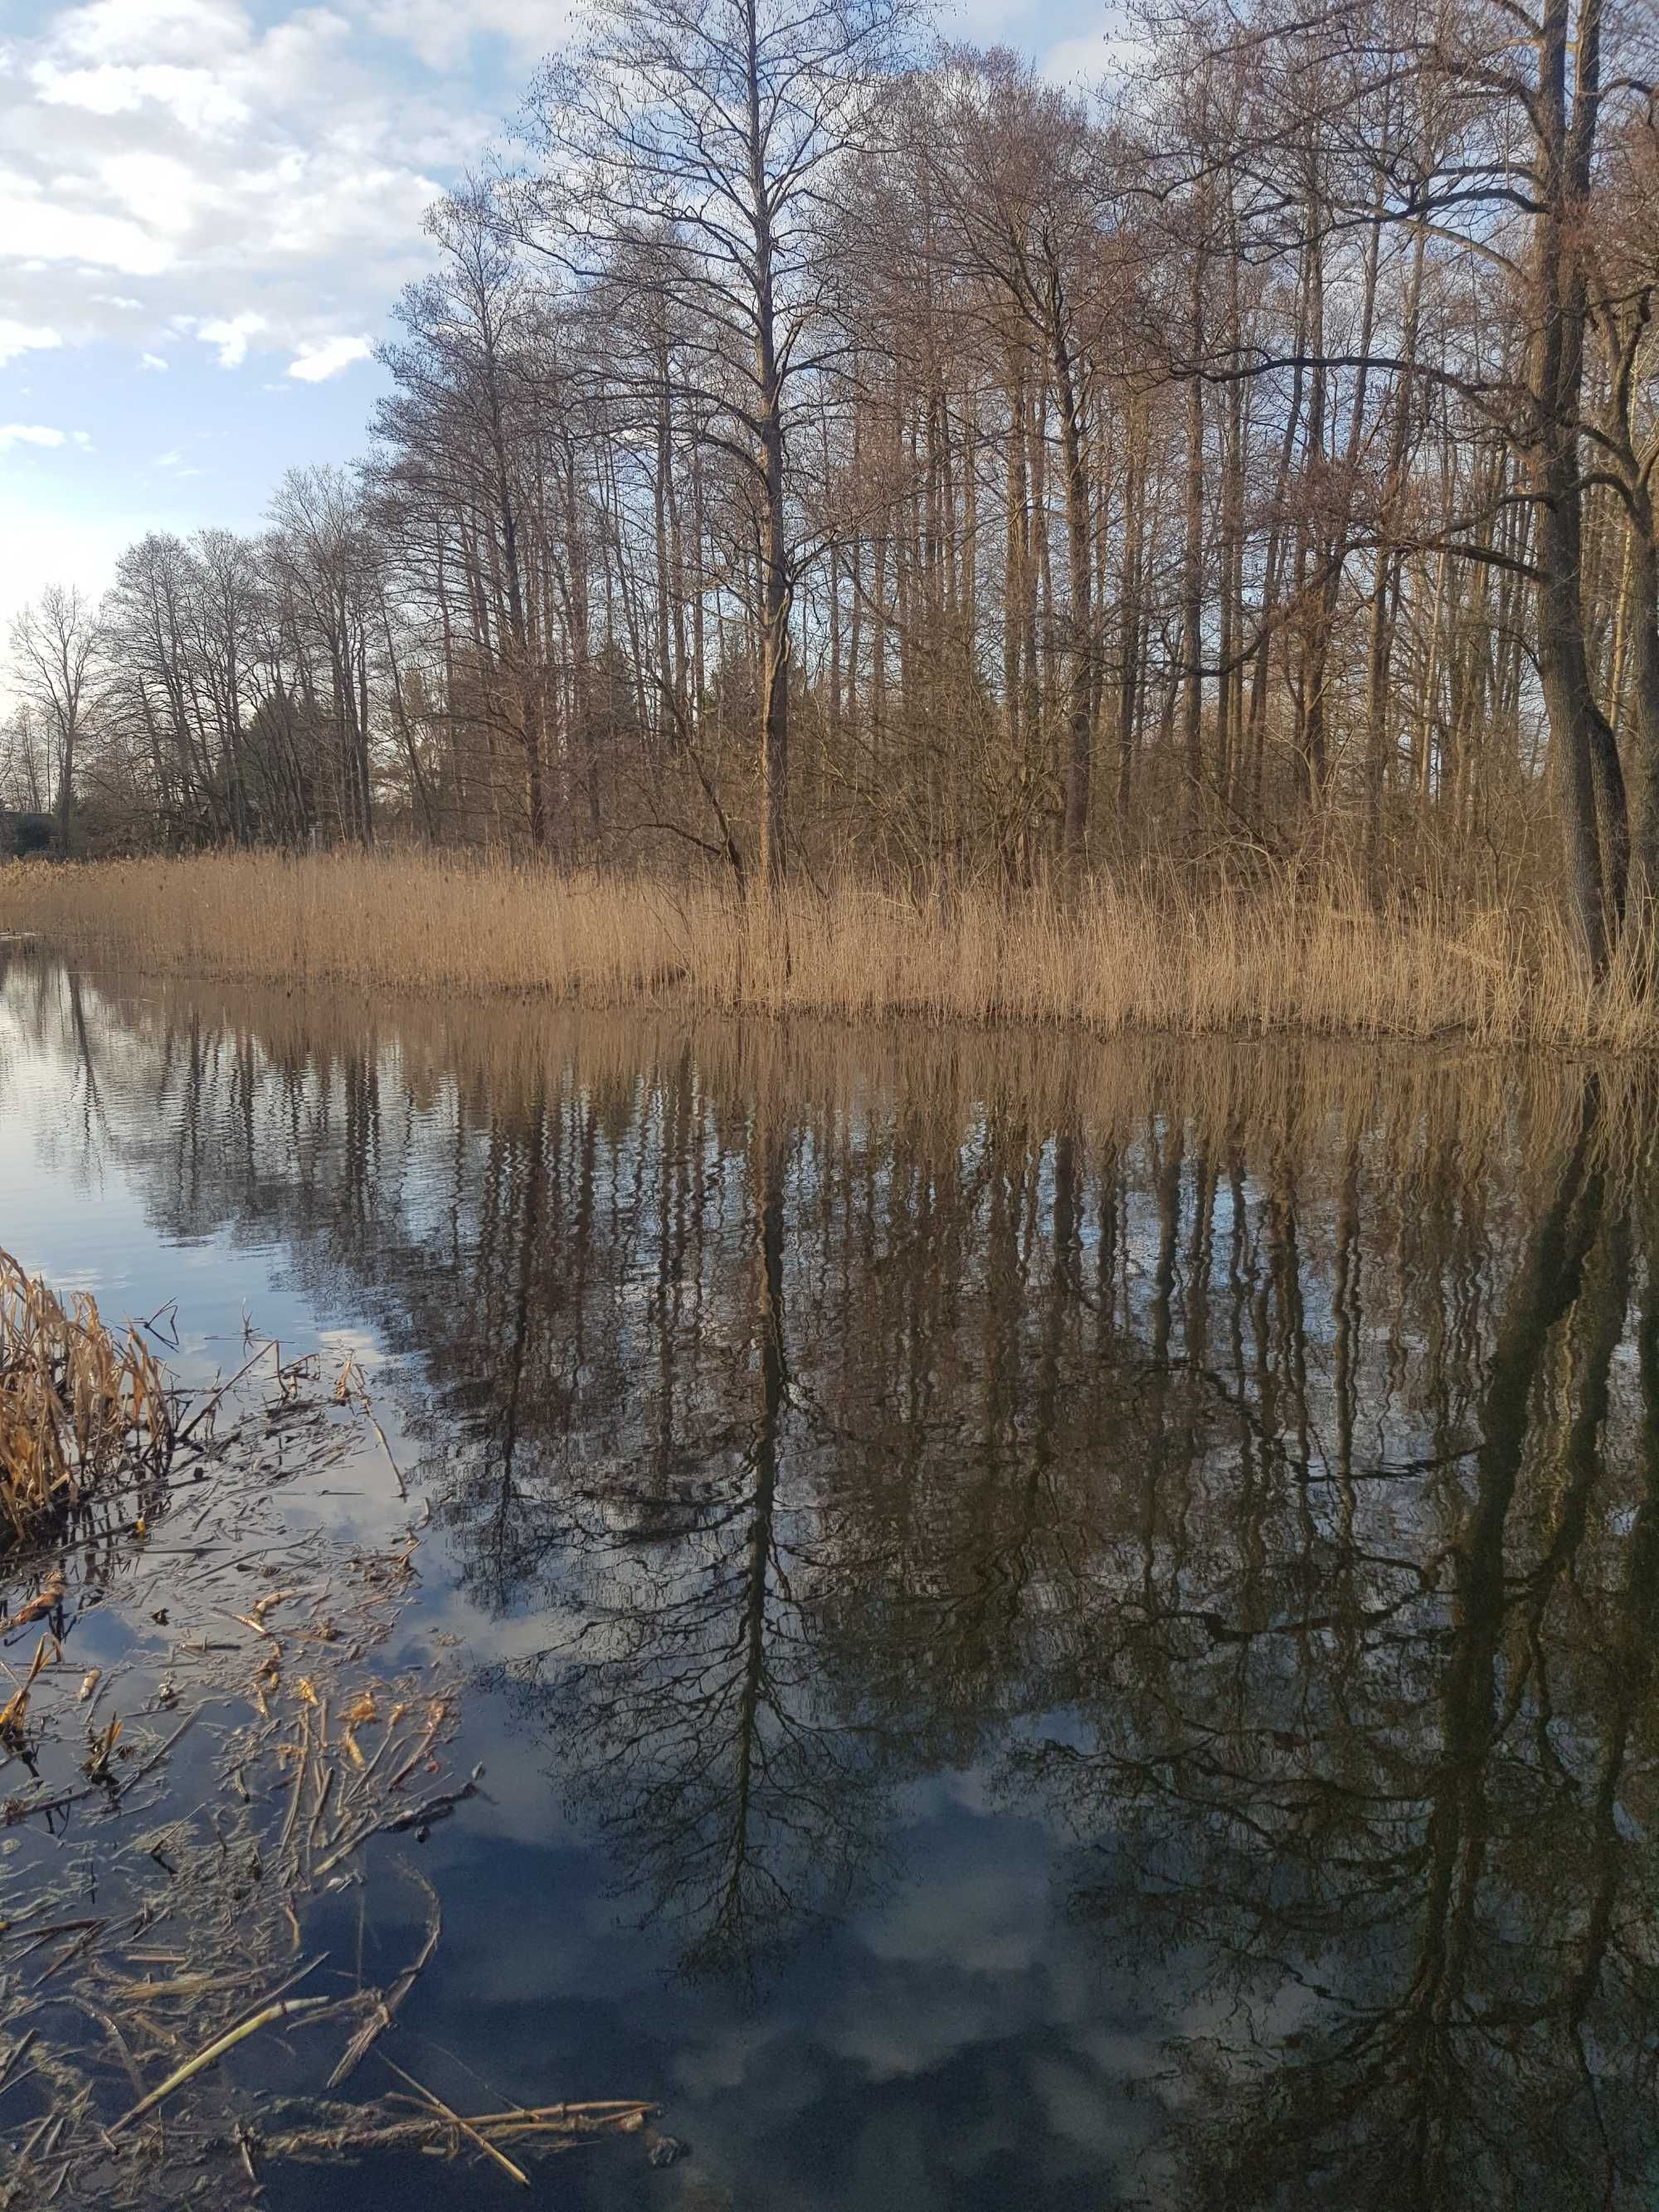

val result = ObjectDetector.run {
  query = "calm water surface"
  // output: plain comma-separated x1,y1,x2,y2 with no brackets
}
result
3,956,1657,2210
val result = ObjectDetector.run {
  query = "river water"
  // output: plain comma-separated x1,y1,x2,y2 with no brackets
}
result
2,955,1657,2210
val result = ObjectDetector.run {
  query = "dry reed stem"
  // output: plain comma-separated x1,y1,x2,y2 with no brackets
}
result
254,2094,656,2163
108,1994,333,2136
375,2054,531,2188
0,1251,173,1545
4,852,1656,1048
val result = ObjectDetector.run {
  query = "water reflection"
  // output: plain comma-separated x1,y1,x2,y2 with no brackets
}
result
6,955,1659,2207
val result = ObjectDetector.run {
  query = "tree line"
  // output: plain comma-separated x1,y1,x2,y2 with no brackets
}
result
5,0,1657,970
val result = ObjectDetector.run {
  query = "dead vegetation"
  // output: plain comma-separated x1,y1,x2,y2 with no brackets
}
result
0,1310,655,2205
6,850,1659,1048
0,1251,175,1547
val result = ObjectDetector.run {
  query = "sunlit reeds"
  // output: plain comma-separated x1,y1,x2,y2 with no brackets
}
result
0,1249,173,1544
2,850,1657,1048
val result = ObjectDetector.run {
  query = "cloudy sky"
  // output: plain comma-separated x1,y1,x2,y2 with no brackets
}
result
0,0,1116,645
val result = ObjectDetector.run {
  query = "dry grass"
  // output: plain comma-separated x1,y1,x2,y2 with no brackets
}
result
0,1250,173,1545
3,851,1655,1048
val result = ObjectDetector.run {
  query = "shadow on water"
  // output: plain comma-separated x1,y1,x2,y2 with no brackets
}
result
7,953,1659,2208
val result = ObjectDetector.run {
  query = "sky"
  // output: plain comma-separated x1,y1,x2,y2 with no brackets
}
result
0,0,1118,654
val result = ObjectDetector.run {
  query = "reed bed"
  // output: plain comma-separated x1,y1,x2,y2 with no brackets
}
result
3,851,1653,1048
0,1251,173,1546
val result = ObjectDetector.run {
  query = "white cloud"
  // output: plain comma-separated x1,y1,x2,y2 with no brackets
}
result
286,333,371,382
32,60,252,133
139,350,168,370
0,424,70,452
0,319,63,365
153,448,183,467
0,0,471,368
0,177,175,277
197,310,265,367
358,0,580,71
94,150,203,236
50,0,251,71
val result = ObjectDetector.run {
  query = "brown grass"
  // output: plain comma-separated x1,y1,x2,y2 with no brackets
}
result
0,1250,173,1544
2,851,1654,1048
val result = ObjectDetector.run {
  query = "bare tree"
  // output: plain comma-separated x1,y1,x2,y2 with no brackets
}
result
9,585,101,853
267,469,379,848
520,0,922,895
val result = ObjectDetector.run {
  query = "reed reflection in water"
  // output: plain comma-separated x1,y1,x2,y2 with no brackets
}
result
7,955,1659,2210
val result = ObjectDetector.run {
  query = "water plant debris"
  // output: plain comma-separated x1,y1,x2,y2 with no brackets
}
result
0,1262,652,2205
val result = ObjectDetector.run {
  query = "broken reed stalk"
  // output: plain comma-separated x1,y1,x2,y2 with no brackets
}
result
0,1249,174,1544
109,1993,333,2136
377,2055,531,2188
255,2095,657,2164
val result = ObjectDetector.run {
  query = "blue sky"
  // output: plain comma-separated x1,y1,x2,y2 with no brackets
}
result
0,0,1119,646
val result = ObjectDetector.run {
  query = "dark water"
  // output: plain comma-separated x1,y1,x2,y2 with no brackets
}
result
5,957,1659,2210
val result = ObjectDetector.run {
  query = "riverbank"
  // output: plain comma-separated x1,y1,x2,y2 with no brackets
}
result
2,852,1649,1048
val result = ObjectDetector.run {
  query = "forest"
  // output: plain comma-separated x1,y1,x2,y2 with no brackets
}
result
4,0,1657,990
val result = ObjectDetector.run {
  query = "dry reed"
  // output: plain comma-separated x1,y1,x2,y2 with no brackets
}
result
4,852,1655,1048
0,1251,173,1545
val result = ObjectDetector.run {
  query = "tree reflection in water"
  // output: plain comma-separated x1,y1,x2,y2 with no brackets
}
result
14,960,1659,2208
